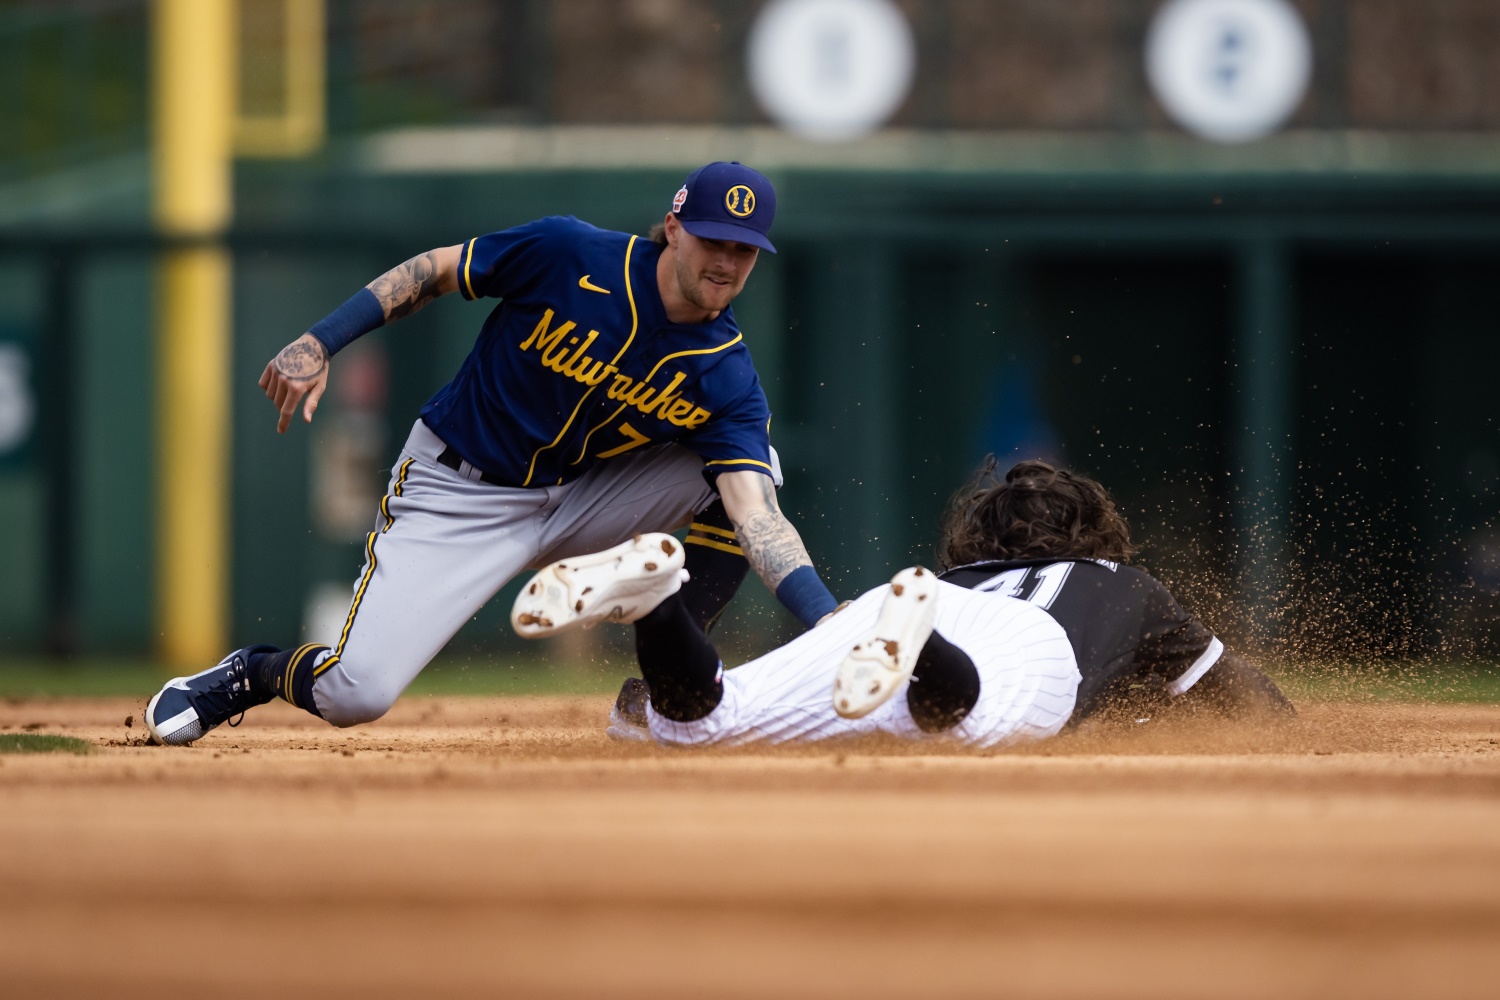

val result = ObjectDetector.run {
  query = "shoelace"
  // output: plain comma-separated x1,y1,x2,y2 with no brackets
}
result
225,660,250,726
191,657,255,730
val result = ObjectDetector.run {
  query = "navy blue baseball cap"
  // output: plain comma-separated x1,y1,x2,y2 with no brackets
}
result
671,161,777,254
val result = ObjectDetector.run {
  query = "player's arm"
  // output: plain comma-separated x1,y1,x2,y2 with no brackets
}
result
716,469,840,628
259,244,464,434
1178,650,1296,719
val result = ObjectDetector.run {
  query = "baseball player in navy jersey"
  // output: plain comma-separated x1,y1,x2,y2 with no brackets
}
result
146,161,842,746
564,458,1290,748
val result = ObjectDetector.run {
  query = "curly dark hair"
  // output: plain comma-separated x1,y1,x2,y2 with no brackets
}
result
938,457,1137,569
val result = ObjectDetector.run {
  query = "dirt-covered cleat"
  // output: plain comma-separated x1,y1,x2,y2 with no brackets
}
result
832,566,938,719
511,533,689,639
145,645,277,746
605,676,653,743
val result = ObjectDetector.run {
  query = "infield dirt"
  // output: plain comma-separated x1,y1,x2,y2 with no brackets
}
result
2,694,1499,999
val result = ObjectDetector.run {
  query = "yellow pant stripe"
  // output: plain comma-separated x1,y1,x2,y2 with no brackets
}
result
688,522,737,541
337,532,377,658
338,459,415,658
380,458,415,533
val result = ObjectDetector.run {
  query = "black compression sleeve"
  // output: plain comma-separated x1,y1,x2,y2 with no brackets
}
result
633,593,724,723
906,630,981,733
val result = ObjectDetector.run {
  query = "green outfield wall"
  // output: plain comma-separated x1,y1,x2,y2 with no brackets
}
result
3,146,1500,660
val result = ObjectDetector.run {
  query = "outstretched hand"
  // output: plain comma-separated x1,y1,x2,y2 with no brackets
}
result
259,333,330,434
815,600,854,626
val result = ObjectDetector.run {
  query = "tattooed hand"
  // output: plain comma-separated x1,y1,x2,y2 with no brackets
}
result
257,246,459,436
717,470,816,591
259,333,331,434
274,337,327,380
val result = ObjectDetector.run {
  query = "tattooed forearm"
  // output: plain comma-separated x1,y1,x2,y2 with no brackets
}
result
733,478,813,590
274,336,328,380
736,510,813,590
367,250,446,321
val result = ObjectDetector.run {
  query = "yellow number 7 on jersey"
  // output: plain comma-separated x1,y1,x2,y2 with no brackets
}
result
594,422,651,459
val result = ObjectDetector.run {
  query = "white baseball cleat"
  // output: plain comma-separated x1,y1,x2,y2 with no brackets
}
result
511,533,689,639
832,566,938,719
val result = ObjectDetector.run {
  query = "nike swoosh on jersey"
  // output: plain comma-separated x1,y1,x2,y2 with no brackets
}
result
578,274,611,294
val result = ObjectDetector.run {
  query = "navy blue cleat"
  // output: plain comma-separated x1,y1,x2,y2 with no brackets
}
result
145,646,277,746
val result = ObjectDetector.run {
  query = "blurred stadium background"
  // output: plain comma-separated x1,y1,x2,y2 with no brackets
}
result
1,0,1498,679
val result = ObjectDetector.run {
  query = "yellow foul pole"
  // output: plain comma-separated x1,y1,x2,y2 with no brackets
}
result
153,0,236,667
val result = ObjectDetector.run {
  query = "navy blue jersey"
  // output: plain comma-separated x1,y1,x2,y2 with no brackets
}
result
938,559,1223,720
420,216,774,488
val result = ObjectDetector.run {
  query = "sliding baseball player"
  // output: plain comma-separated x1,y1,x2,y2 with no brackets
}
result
516,459,1292,747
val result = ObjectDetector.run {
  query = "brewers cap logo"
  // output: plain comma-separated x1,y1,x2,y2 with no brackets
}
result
672,185,689,213
724,184,756,218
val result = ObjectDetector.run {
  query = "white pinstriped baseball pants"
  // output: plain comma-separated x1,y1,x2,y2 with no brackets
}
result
311,419,718,726
647,581,1081,749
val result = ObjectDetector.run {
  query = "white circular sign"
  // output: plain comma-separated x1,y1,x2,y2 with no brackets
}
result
748,0,916,142
1147,0,1312,143
0,344,35,454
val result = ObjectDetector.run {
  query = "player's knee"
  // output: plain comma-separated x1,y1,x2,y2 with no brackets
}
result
317,681,401,728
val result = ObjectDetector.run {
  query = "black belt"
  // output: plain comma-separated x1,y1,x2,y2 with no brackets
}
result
435,445,506,486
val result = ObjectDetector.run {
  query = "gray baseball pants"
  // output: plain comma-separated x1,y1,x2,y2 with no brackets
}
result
311,419,717,726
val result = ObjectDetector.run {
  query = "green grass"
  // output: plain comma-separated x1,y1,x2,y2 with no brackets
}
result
407,657,626,696
0,733,93,754
1273,662,1500,704
0,659,164,698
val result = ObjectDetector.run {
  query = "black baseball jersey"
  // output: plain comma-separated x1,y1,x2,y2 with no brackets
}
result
938,559,1223,721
